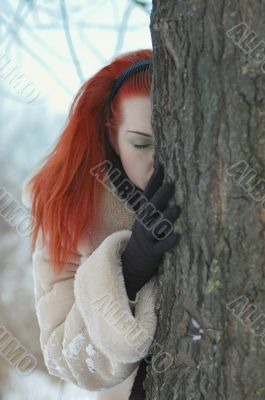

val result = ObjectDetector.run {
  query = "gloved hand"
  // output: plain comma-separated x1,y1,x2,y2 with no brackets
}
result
128,355,152,400
121,162,181,301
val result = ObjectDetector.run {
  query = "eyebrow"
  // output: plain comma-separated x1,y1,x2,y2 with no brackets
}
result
126,130,152,137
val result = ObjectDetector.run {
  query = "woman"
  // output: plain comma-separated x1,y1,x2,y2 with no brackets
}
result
21,48,182,400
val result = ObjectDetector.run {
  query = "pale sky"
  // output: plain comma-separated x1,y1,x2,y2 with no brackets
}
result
1,0,152,112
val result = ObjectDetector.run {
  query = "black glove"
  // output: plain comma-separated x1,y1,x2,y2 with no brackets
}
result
129,355,152,400
121,162,181,301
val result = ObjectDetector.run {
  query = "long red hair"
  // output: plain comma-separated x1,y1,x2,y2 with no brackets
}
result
26,48,152,273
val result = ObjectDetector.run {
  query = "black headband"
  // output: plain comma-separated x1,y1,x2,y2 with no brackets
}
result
108,59,152,105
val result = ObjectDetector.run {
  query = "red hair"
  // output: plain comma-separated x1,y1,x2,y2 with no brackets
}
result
26,48,152,273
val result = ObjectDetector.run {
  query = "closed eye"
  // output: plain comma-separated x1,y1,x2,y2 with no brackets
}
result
134,144,151,149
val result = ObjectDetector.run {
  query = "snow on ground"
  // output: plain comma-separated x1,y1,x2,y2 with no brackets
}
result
4,368,97,400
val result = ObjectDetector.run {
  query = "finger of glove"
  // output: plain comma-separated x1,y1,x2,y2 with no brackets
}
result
153,232,181,256
151,205,181,240
136,205,177,243
135,202,164,235
134,204,180,244
162,204,182,223
142,162,164,202
150,182,175,211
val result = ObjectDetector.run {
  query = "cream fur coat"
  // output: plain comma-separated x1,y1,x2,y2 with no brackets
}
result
21,171,158,400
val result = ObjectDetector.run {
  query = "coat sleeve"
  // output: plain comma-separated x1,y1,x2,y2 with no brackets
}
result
23,179,158,392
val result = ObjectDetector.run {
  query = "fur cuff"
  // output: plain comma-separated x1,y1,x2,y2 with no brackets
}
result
74,229,157,364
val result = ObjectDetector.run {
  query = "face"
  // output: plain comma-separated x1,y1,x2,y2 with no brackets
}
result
107,95,154,190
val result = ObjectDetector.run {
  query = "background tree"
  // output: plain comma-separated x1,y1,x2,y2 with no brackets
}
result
146,1,265,399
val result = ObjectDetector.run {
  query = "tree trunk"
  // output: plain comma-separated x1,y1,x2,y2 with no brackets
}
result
146,1,265,399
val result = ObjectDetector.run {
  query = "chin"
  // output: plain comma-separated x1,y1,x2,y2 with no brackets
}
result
134,181,144,192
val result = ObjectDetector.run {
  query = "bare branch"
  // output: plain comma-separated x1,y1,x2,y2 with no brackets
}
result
112,1,134,58
1,16,73,96
59,0,85,84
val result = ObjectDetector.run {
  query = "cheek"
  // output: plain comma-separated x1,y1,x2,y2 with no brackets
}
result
120,148,153,189
121,143,146,165
119,144,138,169
119,142,132,159
119,139,154,170
120,146,138,172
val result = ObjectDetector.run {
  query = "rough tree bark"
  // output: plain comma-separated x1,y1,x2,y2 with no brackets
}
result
145,1,265,399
